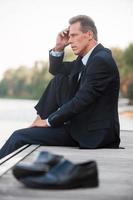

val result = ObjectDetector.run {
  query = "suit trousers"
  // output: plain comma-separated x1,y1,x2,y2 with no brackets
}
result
0,75,78,159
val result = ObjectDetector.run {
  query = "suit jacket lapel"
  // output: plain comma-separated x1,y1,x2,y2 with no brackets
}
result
86,43,104,66
79,44,105,86
70,44,105,80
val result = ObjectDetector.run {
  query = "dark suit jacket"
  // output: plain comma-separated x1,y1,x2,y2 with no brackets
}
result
48,44,120,148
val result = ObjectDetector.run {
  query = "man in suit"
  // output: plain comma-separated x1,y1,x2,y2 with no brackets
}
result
0,15,120,159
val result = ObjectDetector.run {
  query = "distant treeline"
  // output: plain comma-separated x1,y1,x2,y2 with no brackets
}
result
0,44,133,101
111,43,133,103
0,61,52,99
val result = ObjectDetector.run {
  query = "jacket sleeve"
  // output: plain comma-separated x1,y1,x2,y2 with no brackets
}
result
48,56,115,127
49,51,75,75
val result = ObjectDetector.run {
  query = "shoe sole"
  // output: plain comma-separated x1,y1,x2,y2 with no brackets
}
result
21,177,99,189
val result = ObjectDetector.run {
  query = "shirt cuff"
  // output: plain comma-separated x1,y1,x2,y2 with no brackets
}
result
50,50,64,57
46,118,51,127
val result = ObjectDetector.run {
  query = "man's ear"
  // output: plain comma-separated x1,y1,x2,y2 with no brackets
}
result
87,31,93,41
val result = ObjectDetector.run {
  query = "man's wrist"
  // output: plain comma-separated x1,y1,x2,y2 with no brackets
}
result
54,46,65,52
50,50,64,57
46,118,51,127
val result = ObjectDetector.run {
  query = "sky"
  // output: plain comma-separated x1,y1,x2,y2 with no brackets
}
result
0,0,133,79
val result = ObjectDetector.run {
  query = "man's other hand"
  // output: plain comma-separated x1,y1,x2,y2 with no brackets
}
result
30,116,49,128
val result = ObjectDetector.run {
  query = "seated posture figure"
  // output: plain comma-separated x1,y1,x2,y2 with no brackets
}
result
0,15,120,159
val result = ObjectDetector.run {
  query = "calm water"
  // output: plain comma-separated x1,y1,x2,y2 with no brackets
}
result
0,98,37,147
0,98,133,147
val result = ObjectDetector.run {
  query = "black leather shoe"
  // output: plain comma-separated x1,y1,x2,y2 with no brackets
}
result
12,151,63,180
20,160,99,189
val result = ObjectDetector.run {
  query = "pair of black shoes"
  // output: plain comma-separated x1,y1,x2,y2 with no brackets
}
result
12,151,99,189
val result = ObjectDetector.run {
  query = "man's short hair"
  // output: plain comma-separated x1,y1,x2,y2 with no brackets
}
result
69,15,98,41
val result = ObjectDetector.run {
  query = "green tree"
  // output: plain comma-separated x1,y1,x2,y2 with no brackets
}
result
124,43,133,69
127,82,133,104
112,44,133,99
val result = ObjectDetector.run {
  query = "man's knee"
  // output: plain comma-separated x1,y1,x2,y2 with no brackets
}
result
10,129,24,143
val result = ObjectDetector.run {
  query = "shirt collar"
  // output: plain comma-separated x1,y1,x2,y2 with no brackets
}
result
82,44,98,66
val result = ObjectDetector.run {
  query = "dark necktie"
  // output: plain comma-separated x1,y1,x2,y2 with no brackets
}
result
68,57,83,96
73,57,83,81
77,58,86,84
71,57,85,93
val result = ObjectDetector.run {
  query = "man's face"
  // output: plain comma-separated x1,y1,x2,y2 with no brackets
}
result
68,21,91,56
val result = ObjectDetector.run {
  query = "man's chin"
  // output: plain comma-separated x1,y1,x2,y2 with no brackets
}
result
72,50,80,56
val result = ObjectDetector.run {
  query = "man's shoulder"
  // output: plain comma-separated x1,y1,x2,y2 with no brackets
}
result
88,46,118,72
91,46,115,67
95,47,112,59
91,43,111,58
